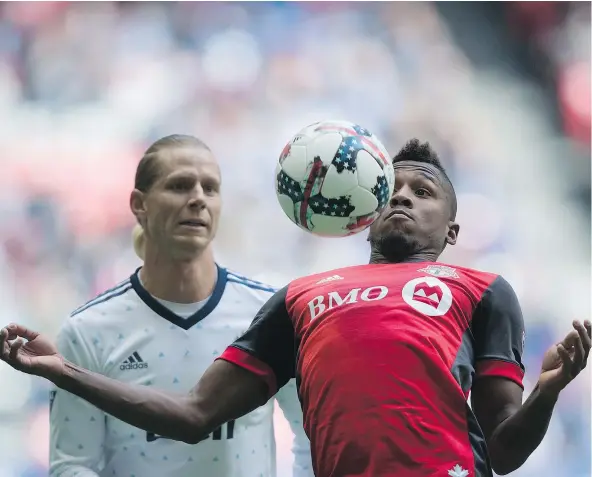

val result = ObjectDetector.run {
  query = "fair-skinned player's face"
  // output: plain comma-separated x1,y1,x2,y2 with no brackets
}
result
368,161,459,260
131,146,222,259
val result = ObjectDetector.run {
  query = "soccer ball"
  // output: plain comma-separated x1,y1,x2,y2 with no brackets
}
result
275,120,395,237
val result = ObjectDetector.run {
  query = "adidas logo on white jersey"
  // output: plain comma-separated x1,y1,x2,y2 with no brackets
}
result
316,275,344,285
120,352,148,371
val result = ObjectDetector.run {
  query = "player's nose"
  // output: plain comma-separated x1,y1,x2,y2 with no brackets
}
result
389,188,413,209
187,184,207,209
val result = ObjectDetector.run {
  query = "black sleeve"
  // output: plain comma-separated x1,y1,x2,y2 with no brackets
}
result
472,275,526,387
219,286,296,394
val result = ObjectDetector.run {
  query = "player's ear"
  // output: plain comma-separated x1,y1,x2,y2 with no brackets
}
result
446,222,459,246
130,189,147,226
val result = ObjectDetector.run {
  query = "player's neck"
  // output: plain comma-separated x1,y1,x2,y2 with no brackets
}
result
139,248,218,304
369,250,439,264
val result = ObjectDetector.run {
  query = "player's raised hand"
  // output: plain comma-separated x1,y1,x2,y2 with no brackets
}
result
538,320,591,398
0,323,64,379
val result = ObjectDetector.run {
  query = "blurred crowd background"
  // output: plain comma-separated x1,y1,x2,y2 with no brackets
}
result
0,2,589,476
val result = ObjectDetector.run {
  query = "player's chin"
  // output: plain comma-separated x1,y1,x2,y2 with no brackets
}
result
384,228,414,243
370,220,407,243
174,233,212,251
377,228,419,255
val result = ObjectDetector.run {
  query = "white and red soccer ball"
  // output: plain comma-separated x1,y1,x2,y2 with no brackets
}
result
275,120,395,237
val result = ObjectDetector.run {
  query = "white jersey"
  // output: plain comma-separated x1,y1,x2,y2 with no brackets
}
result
49,266,313,477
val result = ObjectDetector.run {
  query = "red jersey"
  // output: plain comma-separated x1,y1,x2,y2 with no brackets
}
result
219,262,525,477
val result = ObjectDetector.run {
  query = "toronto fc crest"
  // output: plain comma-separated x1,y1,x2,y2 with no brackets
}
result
418,265,459,279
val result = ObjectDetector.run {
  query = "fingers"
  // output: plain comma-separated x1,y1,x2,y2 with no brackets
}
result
585,320,592,364
558,322,592,380
573,320,591,370
1,324,36,367
0,328,9,361
4,323,39,342
560,330,579,351
571,335,585,376
9,338,24,363
557,344,573,374
556,330,579,379
579,320,592,347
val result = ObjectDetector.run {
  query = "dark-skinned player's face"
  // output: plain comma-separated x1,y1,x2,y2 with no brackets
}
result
368,161,459,261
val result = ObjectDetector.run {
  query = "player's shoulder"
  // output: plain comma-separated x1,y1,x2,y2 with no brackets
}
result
58,276,141,365
226,268,279,295
67,276,135,325
443,264,519,304
444,263,495,279
447,263,508,286
224,268,280,303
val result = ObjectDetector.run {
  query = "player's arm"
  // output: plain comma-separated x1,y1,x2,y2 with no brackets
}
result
0,287,295,445
50,321,105,477
275,380,314,477
52,359,266,445
470,276,591,475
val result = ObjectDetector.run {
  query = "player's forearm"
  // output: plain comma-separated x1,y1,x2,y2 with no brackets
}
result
52,360,209,444
487,384,557,475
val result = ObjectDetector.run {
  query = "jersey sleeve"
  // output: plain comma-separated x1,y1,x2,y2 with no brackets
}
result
218,286,296,397
472,275,526,388
50,319,106,477
275,380,314,477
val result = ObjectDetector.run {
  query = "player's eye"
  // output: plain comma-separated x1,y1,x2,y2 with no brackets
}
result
202,182,219,195
415,188,430,197
169,180,192,191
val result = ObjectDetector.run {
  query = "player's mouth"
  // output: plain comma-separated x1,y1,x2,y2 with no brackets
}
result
386,209,413,221
179,219,208,229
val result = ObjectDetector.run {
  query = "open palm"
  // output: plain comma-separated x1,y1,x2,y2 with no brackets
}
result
0,323,64,378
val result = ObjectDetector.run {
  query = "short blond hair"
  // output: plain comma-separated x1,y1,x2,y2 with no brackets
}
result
135,134,211,193
132,224,146,261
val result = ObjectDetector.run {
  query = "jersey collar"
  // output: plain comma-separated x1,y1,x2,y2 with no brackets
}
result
130,265,228,330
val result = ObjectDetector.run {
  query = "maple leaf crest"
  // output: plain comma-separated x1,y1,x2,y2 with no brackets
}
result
448,465,469,477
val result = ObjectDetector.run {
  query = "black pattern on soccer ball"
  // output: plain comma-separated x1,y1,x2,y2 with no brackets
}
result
308,194,356,218
331,135,366,174
372,175,390,211
352,124,373,137
276,170,304,202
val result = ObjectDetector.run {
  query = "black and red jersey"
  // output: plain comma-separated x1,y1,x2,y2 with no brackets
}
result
219,262,525,477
